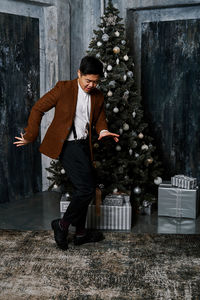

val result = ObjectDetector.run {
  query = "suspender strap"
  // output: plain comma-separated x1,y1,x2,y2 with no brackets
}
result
72,122,77,140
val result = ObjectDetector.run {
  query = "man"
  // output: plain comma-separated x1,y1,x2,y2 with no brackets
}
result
14,56,119,250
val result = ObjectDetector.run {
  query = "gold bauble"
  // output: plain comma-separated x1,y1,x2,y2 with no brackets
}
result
138,133,144,139
113,46,120,54
147,158,153,164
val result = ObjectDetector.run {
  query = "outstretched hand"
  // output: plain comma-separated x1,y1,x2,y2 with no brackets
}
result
13,132,30,147
98,130,119,143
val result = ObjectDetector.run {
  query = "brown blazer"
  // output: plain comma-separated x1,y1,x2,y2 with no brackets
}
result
24,78,108,159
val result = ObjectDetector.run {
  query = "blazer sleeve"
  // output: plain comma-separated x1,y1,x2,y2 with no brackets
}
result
95,94,108,134
23,81,62,142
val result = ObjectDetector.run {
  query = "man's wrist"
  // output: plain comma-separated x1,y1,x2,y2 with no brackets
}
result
99,129,108,135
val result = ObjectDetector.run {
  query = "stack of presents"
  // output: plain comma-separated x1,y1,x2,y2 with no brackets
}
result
60,191,132,231
158,175,199,233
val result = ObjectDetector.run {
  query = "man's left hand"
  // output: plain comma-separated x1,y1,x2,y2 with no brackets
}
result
98,130,119,142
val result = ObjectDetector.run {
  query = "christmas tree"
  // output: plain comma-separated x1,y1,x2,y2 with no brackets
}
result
46,0,162,208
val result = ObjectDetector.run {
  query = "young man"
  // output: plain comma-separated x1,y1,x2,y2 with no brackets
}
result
14,56,119,250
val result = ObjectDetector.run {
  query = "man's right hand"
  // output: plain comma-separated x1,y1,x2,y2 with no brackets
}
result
13,132,31,147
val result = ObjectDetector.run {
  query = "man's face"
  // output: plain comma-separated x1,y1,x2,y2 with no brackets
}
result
78,70,100,93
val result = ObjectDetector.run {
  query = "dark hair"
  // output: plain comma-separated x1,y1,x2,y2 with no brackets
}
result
79,56,104,77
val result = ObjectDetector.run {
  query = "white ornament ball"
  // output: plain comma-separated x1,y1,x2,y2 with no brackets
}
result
116,58,119,65
119,128,123,134
141,144,149,150
123,75,127,81
97,41,102,47
134,186,141,195
109,80,116,87
61,169,65,174
53,184,58,189
132,111,136,118
116,145,121,151
124,55,129,61
123,123,129,131
102,33,109,42
113,46,120,54
135,153,139,158
114,31,120,37
104,71,108,78
154,177,162,185
129,149,133,155
106,103,110,108
107,90,113,97
113,188,118,193
121,40,126,45
96,53,101,58
127,71,133,78
138,133,144,139
107,65,112,71
113,107,119,113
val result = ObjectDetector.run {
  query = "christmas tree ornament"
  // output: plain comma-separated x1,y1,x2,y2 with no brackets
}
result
135,153,139,158
113,188,118,193
114,31,120,37
109,80,116,87
123,90,129,100
132,131,137,137
113,46,120,54
96,53,101,58
116,58,119,65
121,40,126,45
123,75,127,81
107,65,112,71
102,33,109,42
134,186,141,194
113,107,119,113
124,55,129,61
116,145,121,151
132,111,136,118
119,128,123,134
104,71,108,78
141,144,148,150
129,149,133,155
53,184,58,189
154,177,162,185
127,71,133,78
61,169,65,174
105,14,117,26
138,133,144,139
97,41,102,47
123,123,129,131
107,90,113,97
106,102,110,108
147,158,153,164
93,143,99,149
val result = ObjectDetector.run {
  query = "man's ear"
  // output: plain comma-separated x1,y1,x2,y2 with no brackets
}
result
77,70,81,78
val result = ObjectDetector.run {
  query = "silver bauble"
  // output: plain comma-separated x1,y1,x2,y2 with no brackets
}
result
116,145,121,151
127,71,133,78
121,40,126,45
134,186,141,194
97,41,102,47
102,33,109,42
113,107,119,113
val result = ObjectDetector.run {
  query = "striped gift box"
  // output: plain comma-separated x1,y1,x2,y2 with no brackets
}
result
60,200,132,231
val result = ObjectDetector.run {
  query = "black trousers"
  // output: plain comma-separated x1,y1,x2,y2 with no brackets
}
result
59,139,95,228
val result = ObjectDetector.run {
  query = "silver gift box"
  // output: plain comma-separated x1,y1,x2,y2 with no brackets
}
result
60,200,132,231
103,194,125,206
158,217,197,234
158,184,199,219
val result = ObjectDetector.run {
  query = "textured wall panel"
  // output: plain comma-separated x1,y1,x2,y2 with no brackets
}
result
0,12,41,203
141,19,200,179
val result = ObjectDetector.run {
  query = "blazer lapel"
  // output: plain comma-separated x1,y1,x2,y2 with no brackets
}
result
71,78,78,118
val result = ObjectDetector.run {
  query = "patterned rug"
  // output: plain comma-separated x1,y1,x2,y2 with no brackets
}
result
0,230,200,300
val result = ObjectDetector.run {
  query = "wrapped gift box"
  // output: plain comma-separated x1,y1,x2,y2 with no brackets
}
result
158,184,199,219
158,216,196,234
60,199,132,231
171,175,197,189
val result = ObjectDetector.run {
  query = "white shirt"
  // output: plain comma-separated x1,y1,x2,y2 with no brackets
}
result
67,81,91,141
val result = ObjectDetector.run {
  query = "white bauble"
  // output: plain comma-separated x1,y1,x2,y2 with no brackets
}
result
104,71,108,78
129,149,133,155
138,133,144,139
106,103,110,108
132,111,136,118
116,145,121,151
96,53,101,58
123,123,129,131
124,55,129,61
134,186,141,194
113,46,120,54
109,80,116,87
154,177,162,185
97,41,102,47
116,58,119,65
61,169,65,174
113,188,118,193
114,31,120,37
107,65,112,71
102,33,109,42
53,184,58,189
135,153,139,158
119,128,123,134
123,75,127,81
113,107,119,113
107,90,113,97
127,71,133,78
121,40,126,45
141,144,149,150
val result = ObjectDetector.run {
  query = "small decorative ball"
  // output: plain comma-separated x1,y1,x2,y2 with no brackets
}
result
65,192,70,198
119,128,123,134
106,103,110,108
134,186,141,195
121,40,126,45
113,107,119,113
116,58,119,65
109,80,116,88
96,53,101,58
53,184,58,189
104,71,108,78
102,33,109,42
97,41,102,47
141,144,149,150
114,31,120,37
113,46,120,54
129,149,133,155
93,143,99,149
154,177,162,185
127,71,133,78
113,188,118,193
135,153,139,158
147,158,153,164
132,131,137,137
138,133,144,139
123,123,129,131
107,65,112,71
123,75,127,81
116,145,121,151
124,55,129,61
107,90,113,97
61,169,65,174
132,111,136,118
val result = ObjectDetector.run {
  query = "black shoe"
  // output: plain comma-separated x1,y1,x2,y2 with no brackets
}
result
74,230,105,246
51,219,68,250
